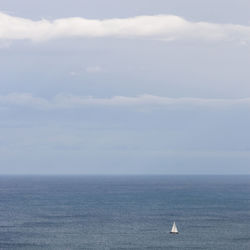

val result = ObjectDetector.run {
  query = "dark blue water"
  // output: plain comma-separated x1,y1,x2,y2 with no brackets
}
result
0,176,250,249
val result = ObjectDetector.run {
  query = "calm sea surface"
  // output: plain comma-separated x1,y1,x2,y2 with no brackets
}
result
0,176,250,249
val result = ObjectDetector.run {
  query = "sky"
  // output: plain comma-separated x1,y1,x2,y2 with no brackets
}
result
0,0,250,174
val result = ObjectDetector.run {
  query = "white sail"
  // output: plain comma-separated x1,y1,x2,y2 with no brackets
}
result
170,221,178,234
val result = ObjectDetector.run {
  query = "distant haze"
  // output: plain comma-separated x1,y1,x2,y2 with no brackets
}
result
0,0,250,174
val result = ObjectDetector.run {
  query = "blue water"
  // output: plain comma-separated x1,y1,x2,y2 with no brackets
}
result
0,176,250,249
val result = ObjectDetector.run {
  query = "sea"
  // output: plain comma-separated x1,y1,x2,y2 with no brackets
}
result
0,175,250,250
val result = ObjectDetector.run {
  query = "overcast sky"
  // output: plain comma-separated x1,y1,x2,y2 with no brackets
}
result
1,0,250,174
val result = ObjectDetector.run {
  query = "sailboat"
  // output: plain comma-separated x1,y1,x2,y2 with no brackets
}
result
170,221,179,234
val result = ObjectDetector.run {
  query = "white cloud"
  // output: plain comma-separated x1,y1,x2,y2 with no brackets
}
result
0,93,50,109
85,66,103,73
69,66,103,76
0,12,250,44
69,71,79,76
1,93,250,110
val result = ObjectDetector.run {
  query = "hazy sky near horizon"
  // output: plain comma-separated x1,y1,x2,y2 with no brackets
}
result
1,0,250,174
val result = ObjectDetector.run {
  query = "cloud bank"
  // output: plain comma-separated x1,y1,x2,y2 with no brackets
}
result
1,93,250,110
0,12,250,43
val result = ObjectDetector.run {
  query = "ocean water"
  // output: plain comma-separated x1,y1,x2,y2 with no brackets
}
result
0,176,250,250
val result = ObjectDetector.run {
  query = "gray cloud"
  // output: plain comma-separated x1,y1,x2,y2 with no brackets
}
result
1,93,250,110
